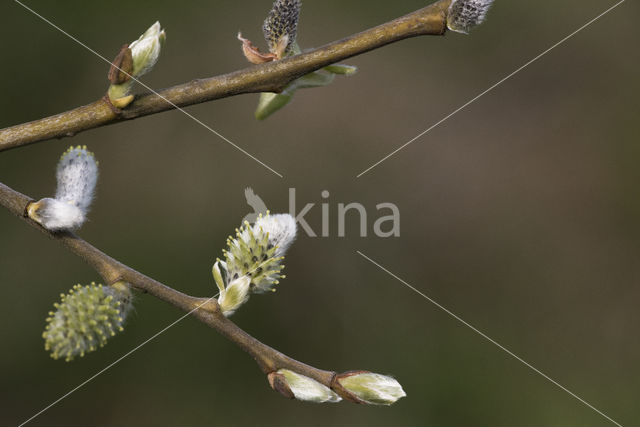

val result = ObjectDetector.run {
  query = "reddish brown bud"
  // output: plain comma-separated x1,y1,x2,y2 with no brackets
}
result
268,371,295,399
108,44,134,85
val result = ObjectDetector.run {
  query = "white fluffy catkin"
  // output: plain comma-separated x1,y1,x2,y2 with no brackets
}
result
253,213,297,257
55,146,98,211
28,146,98,231
447,0,495,34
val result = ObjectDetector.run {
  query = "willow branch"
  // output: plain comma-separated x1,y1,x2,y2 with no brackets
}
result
0,181,337,393
0,0,452,151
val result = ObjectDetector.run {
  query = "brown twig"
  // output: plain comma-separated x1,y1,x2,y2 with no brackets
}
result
0,0,452,151
0,0,457,400
0,181,338,394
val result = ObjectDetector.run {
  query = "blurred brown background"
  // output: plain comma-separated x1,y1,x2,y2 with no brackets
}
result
1,0,638,425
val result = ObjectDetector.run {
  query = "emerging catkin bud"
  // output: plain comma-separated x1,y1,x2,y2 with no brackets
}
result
107,21,166,107
212,213,297,315
253,213,297,258
336,371,406,405
263,0,301,58
129,21,166,77
447,0,495,34
43,282,132,361
238,0,301,64
216,274,251,317
28,146,98,231
269,369,341,403
224,212,296,294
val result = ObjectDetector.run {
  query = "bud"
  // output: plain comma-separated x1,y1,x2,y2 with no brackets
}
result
270,369,341,403
107,21,166,107
129,21,166,78
28,146,98,231
107,44,134,85
323,64,358,76
254,70,337,120
255,91,294,121
336,372,406,405
217,275,251,317
447,0,495,34
43,282,133,361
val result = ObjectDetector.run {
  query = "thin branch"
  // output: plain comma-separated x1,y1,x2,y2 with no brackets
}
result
0,181,336,394
0,0,452,151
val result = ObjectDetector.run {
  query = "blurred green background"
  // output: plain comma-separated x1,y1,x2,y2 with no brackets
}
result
1,0,638,425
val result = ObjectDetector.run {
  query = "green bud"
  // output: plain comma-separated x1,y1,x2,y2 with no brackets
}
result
255,92,294,120
271,369,341,403
43,282,132,361
337,372,406,405
129,21,166,77
254,71,334,120
253,42,356,120
107,21,166,107
212,260,227,294
218,276,251,317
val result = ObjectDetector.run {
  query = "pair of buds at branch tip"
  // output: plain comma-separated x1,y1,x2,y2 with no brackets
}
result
27,147,406,405
209,212,407,406
269,369,406,405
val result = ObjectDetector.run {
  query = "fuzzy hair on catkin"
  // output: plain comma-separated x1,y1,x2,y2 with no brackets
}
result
447,0,495,34
43,283,132,361
56,146,98,211
263,0,301,56
253,213,297,257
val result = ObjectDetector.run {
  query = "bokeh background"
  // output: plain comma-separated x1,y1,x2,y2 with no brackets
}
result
1,0,638,425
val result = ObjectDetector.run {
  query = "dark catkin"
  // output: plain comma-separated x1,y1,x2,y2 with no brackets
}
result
262,0,301,55
447,0,494,34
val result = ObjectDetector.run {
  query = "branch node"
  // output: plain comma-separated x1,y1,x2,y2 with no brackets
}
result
102,94,125,116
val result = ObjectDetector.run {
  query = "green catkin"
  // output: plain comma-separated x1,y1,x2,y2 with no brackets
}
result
43,282,132,361
221,218,286,294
